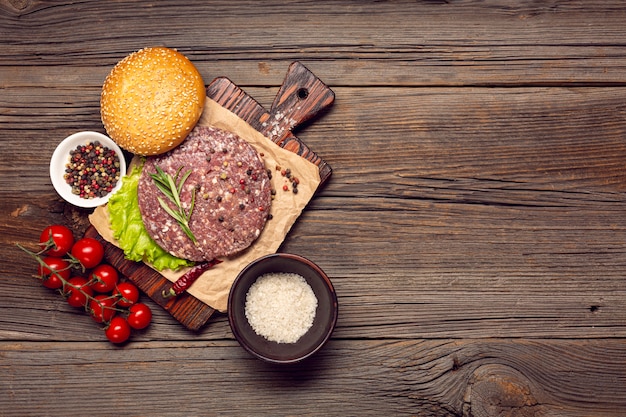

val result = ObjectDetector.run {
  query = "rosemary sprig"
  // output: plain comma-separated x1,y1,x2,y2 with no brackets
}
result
150,165,197,244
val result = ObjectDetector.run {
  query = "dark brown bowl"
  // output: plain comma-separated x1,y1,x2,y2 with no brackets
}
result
228,253,338,364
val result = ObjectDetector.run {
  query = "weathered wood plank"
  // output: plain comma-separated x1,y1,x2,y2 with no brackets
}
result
2,1,626,87
1,339,625,416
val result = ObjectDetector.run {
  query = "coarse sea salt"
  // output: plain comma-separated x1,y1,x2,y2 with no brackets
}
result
244,272,318,344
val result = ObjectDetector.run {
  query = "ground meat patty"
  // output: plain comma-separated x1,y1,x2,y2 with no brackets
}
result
137,125,272,261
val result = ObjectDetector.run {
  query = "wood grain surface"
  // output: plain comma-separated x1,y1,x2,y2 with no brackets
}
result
2,1,626,416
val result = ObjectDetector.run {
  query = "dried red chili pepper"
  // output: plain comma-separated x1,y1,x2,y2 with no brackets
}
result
162,259,222,298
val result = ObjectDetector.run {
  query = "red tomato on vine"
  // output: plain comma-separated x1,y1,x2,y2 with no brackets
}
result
127,303,152,330
105,316,131,344
113,282,139,307
39,225,74,257
38,257,71,289
90,264,119,293
71,238,104,269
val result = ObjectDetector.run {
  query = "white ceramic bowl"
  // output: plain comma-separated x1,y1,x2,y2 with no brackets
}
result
50,131,126,208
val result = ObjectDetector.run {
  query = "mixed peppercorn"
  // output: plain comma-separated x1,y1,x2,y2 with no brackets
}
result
276,164,300,194
64,141,121,199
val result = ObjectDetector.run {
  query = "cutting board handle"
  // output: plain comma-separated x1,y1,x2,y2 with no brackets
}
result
259,62,335,144
205,62,334,182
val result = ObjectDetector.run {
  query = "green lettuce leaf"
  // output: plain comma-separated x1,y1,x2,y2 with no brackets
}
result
108,161,194,271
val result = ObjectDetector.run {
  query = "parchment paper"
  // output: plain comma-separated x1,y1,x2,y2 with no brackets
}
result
89,97,321,312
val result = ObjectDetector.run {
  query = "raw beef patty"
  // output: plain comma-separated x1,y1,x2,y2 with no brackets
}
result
138,125,272,261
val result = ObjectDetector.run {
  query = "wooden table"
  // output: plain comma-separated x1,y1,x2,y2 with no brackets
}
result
2,1,626,415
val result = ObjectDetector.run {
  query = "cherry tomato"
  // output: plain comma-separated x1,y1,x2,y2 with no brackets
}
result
127,303,152,330
39,225,74,257
90,264,119,293
38,257,71,289
64,276,93,308
113,282,139,307
41,274,64,290
105,316,131,344
71,237,104,269
89,294,116,324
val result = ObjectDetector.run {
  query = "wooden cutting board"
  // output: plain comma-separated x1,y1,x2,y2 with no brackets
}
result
84,62,334,331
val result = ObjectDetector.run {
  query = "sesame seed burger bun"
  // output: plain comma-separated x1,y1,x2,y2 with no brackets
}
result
100,47,206,156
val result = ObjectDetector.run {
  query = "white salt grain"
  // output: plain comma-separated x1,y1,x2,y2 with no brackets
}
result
245,272,318,344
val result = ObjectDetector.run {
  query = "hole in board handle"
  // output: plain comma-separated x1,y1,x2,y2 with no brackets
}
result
297,88,309,100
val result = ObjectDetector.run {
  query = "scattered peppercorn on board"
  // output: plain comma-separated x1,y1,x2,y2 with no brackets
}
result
86,62,334,331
